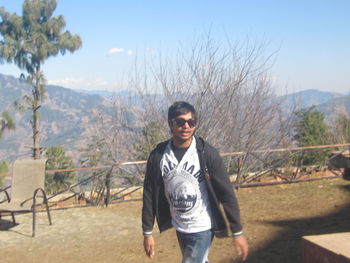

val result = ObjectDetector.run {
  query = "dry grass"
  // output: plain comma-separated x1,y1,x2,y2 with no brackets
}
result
0,178,349,262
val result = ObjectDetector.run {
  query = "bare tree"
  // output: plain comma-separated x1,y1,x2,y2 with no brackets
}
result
83,100,136,163
85,34,295,186
131,35,294,157
81,98,146,187
328,113,350,144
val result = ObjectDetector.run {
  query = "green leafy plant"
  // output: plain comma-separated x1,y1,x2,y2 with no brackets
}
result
293,106,330,165
0,110,15,138
0,160,9,188
45,146,76,194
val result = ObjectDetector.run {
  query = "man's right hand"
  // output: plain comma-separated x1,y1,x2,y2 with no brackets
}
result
144,236,155,259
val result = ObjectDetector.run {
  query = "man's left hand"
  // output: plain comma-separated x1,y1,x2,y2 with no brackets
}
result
233,235,248,261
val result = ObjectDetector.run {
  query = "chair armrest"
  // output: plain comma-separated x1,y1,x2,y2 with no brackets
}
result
19,188,49,207
32,188,50,207
0,186,11,203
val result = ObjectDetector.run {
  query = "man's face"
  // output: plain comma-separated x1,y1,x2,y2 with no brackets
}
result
169,112,197,145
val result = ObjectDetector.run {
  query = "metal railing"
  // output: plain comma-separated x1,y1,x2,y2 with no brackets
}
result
1,143,349,208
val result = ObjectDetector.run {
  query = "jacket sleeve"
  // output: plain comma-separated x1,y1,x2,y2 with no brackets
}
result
207,146,243,235
142,151,156,236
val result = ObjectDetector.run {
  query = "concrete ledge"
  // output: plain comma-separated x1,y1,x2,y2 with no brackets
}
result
302,232,350,263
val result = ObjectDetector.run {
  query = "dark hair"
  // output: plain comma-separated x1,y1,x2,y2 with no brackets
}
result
168,101,197,121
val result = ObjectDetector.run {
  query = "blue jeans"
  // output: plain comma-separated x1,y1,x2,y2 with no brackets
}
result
176,229,213,263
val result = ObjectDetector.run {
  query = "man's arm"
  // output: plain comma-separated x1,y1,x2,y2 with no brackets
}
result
206,145,249,260
142,152,156,257
207,146,243,234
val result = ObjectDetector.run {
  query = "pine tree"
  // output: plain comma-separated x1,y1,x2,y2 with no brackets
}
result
0,0,82,159
134,121,166,160
45,146,76,194
293,106,329,165
0,110,15,138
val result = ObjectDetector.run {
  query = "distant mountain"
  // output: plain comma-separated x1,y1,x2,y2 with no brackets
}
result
1,73,349,161
317,94,350,121
75,89,159,108
0,74,137,161
81,88,347,112
280,89,344,110
74,89,116,98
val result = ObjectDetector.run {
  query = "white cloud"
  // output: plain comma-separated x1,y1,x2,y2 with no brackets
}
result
48,77,117,91
106,47,124,56
127,50,134,56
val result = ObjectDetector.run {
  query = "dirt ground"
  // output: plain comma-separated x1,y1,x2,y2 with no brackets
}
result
1,178,350,263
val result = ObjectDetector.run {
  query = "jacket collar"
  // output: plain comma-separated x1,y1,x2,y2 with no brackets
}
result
195,136,206,152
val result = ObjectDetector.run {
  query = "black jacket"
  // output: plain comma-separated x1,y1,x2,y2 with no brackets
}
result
142,137,243,238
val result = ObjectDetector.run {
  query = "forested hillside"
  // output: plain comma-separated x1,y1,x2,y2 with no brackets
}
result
0,73,349,162
0,74,137,161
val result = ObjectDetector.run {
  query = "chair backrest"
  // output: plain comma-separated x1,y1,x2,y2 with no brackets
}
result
10,159,47,203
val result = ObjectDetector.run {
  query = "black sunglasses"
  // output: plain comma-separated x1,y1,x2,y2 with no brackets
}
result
173,118,197,128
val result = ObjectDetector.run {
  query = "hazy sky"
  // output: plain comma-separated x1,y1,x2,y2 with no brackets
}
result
1,0,349,95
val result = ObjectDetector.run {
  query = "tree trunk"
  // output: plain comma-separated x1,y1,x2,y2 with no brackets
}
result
32,73,41,160
32,106,40,159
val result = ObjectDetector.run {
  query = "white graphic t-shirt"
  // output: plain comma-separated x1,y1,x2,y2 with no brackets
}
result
160,138,212,233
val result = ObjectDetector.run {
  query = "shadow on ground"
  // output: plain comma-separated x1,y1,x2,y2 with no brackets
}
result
0,218,16,231
244,184,350,263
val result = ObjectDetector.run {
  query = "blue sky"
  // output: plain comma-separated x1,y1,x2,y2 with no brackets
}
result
1,0,349,95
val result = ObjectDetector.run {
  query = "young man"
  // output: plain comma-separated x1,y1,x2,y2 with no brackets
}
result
142,101,248,262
